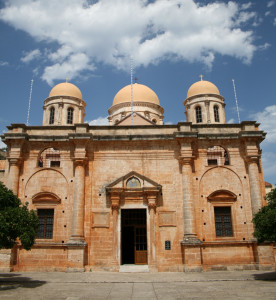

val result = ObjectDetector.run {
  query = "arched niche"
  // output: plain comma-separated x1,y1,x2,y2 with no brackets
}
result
200,167,242,199
25,168,68,200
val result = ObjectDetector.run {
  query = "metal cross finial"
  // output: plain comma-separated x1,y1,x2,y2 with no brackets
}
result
199,74,203,81
134,77,138,83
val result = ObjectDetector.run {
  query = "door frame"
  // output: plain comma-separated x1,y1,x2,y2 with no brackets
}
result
119,205,149,265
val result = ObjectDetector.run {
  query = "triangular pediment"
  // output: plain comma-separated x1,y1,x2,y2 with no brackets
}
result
116,112,155,126
106,171,161,191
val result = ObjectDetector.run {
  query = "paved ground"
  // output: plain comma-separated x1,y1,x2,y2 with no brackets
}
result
0,270,275,299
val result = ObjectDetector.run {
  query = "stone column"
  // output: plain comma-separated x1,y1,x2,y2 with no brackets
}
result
69,159,87,244
7,158,21,196
247,157,262,215
111,195,120,264
206,100,211,123
179,146,201,245
147,194,157,269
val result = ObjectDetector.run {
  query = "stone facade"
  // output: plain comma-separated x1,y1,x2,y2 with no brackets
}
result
0,80,275,272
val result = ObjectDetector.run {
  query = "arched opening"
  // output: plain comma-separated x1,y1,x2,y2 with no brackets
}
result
67,107,74,124
214,105,220,122
152,119,157,124
38,148,60,168
195,106,202,123
126,177,141,188
207,146,229,166
49,107,55,125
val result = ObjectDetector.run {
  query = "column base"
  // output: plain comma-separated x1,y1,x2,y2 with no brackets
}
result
66,239,87,270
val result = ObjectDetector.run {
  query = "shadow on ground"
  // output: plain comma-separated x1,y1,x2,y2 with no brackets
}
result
0,273,46,290
253,271,276,281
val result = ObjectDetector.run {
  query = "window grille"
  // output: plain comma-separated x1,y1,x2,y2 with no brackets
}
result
36,209,54,239
195,106,202,123
214,207,233,237
49,107,55,125
214,105,220,122
39,148,60,168
207,146,229,166
67,107,74,124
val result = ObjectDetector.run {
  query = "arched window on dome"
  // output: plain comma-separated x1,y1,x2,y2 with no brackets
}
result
207,146,229,166
195,106,202,123
214,105,220,122
67,107,74,124
49,107,55,125
152,119,157,124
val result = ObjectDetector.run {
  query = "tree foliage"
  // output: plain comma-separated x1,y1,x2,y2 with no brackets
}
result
253,188,276,243
0,182,38,250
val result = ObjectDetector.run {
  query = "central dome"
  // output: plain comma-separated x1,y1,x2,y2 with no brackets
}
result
49,82,83,99
187,80,220,98
112,83,160,106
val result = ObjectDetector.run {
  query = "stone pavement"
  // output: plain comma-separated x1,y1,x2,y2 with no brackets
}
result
0,270,275,300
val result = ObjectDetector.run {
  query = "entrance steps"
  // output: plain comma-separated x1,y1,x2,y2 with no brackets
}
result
119,264,149,273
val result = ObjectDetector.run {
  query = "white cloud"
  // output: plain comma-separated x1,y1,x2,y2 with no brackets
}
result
267,1,275,8
258,43,271,51
41,53,95,85
0,60,8,66
0,0,260,84
251,105,276,144
21,49,41,63
265,11,271,16
261,151,276,182
227,118,235,124
274,18,276,26
87,116,108,126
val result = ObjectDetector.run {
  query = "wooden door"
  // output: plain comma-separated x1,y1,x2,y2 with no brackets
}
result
134,226,147,264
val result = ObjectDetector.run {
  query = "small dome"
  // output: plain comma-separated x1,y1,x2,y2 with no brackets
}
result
49,82,82,99
187,80,220,98
112,83,160,106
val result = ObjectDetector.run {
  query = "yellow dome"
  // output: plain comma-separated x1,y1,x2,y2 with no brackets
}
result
49,82,82,99
187,80,220,98
112,83,160,106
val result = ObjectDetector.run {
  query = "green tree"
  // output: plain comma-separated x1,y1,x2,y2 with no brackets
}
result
0,182,38,250
253,188,276,243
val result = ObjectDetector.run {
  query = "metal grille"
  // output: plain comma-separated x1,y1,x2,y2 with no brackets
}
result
214,207,233,237
37,209,54,239
214,105,220,122
67,107,74,124
39,148,60,168
49,107,55,125
195,106,202,123
207,146,229,165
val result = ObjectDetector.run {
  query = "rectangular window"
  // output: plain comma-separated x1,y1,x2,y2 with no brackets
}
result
214,207,233,237
37,209,54,239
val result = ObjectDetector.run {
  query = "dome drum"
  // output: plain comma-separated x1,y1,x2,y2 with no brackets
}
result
43,82,86,126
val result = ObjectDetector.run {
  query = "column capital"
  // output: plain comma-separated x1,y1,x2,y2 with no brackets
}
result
179,156,194,166
8,157,22,166
73,158,88,167
246,155,260,164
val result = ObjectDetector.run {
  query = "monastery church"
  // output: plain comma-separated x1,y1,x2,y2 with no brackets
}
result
0,78,275,272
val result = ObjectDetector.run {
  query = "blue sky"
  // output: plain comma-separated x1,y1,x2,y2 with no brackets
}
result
0,0,275,184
